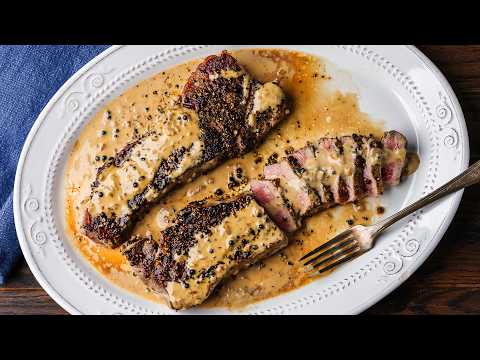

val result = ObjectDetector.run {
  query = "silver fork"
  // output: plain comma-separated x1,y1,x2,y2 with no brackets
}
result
300,160,480,275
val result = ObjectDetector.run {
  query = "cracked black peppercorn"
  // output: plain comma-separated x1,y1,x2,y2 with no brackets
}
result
347,219,354,226
98,192,104,197
95,156,100,161
101,130,107,136
266,153,279,165
102,155,107,161
133,182,138,188
228,176,240,189
228,240,234,246
214,188,224,196
236,167,243,178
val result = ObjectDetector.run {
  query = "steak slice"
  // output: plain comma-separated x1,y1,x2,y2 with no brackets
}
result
340,135,367,202
381,130,408,186
250,179,300,232
286,144,334,206
316,138,350,204
122,193,288,310
82,51,288,248
361,135,384,197
263,161,321,218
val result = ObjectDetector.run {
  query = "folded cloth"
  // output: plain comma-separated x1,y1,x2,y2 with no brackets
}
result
0,45,111,284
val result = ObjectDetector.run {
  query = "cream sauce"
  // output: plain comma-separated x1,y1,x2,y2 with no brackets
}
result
65,49,385,310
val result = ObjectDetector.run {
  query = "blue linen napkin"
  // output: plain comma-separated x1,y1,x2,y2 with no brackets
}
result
0,45,111,284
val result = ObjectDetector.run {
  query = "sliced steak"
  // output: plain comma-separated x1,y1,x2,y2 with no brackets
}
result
311,138,350,204
252,131,415,233
341,134,367,202
82,51,288,248
263,160,320,218
286,144,334,206
381,130,408,186
122,193,288,310
361,135,384,197
250,179,300,232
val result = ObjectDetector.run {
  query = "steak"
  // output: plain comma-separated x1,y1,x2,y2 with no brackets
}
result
253,131,412,232
122,193,288,310
82,51,288,247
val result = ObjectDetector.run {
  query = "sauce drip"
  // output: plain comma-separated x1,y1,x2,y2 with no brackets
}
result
65,49,384,310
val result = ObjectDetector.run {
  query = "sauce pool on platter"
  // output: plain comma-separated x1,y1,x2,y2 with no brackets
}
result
65,48,385,310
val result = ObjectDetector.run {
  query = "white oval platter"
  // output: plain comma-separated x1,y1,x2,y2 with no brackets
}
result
13,45,469,315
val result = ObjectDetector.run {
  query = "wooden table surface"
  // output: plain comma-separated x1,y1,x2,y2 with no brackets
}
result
1,45,479,315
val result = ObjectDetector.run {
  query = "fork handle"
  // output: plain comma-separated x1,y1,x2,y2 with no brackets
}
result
373,159,480,234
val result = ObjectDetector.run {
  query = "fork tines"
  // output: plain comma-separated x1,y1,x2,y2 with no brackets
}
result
300,228,362,275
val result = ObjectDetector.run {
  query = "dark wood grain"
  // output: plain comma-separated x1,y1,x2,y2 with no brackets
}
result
1,45,479,315
0,260,68,315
